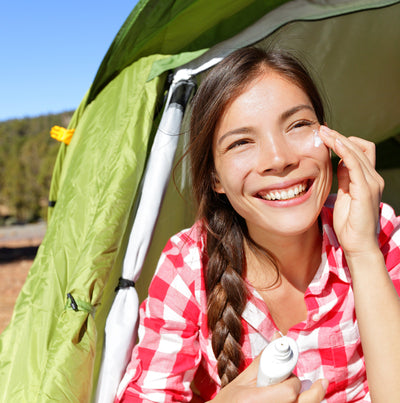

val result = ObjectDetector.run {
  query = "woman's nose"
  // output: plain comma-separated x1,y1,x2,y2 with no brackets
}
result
256,134,299,174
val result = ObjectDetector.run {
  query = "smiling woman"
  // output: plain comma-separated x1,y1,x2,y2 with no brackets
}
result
117,47,400,403
211,68,332,245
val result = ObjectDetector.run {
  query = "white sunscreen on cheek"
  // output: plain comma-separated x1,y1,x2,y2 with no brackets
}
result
257,336,299,387
313,128,323,147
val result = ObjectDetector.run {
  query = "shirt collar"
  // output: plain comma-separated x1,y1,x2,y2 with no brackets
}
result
308,201,352,296
241,288,276,351
241,196,352,333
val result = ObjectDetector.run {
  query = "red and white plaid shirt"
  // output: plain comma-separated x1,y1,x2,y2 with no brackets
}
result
117,198,400,402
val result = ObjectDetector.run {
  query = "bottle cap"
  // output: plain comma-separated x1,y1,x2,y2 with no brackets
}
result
273,339,293,361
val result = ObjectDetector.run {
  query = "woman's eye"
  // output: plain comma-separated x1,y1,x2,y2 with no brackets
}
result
226,139,250,150
287,120,318,135
291,120,313,130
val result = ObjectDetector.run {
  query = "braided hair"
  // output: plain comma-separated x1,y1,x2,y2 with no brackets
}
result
189,47,325,386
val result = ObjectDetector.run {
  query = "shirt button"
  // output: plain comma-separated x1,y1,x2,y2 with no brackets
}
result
312,313,320,322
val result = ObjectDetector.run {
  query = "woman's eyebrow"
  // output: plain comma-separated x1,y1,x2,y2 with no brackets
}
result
217,127,252,146
279,104,315,122
216,105,314,146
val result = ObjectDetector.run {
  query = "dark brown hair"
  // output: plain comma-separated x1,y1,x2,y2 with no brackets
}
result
189,46,325,387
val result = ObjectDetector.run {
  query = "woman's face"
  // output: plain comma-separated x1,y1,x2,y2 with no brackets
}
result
212,70,332,245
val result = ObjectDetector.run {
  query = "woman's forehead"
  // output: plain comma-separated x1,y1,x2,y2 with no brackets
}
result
218,71,313,123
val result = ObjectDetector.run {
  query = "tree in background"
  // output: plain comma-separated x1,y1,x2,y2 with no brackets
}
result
0,112,73,224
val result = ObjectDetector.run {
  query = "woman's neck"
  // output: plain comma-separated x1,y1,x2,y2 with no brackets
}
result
246,222,322,293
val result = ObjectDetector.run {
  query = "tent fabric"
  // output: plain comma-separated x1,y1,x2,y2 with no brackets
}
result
95,75,196,403
0,0,399,402
148,0,400,80
86,0,293,104
0,53,169,402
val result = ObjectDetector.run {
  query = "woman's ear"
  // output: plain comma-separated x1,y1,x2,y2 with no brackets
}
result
212,171,225,194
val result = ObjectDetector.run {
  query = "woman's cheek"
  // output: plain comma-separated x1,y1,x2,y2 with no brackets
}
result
291,130,329,157
223,149,257,176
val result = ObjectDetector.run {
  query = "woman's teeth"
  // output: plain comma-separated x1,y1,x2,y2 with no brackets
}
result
260,182,307,201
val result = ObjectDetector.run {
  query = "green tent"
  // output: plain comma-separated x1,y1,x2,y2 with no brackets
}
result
1,0,399,402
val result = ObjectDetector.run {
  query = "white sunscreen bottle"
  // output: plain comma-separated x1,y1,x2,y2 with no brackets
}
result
257,336,299,387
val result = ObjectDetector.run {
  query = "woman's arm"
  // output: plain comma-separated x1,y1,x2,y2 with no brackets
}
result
319,126,400,402
346,248,400,402
117,236,203,402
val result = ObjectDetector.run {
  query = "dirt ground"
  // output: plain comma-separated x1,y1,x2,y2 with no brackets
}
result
0,258,34,333
0,223,46,334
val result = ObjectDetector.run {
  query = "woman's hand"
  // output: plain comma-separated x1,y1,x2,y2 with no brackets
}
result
207,353,328,403
318,126,384,258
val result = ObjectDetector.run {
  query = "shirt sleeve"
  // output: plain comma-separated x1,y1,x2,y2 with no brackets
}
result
117,235,203,403
379,203,400,294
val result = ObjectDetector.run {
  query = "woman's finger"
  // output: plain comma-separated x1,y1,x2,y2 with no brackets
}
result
211,373,302,403
298,379,328,403
319,126,372,170
319,126,383,196
235,333,282,385
346,136,376,167
345,137,385,197
332,137,371,196
257,375,302,402
339,136,380,187
335,138,384,199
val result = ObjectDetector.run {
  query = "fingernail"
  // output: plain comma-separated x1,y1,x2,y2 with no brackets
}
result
300,379,312,393
321,378,329,392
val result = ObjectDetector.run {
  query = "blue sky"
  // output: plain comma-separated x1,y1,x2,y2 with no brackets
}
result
0,1,139,122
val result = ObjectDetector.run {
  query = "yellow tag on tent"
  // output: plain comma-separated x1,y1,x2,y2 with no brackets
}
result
50,126,75,145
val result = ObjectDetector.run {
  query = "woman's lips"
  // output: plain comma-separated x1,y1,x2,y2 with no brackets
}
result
256,179,313,201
